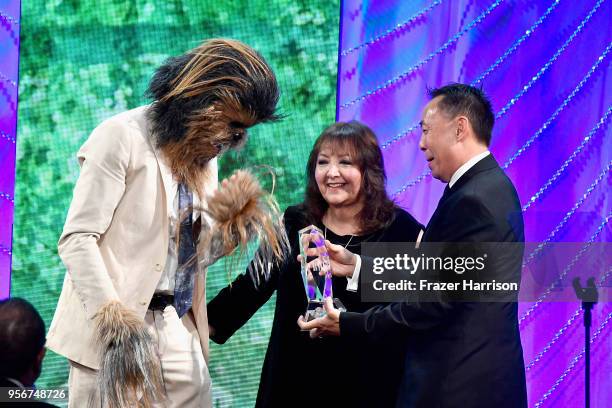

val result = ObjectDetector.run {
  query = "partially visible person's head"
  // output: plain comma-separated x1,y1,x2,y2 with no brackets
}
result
304,121,395,234
419,83,494,182
146,38,280,194
0,298,46,386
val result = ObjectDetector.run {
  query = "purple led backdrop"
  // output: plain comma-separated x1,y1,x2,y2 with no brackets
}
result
338,0,611,407
0,1,20,299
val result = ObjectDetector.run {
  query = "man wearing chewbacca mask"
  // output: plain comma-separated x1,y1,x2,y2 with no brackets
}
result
47,39,281,408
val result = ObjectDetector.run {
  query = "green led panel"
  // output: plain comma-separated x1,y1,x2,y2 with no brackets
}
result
13,1,339,406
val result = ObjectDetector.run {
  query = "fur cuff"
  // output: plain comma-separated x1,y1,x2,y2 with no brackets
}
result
199,169,289,278
94,301,164,408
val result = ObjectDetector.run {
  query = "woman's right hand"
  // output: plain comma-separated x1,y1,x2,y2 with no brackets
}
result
322,240,358,278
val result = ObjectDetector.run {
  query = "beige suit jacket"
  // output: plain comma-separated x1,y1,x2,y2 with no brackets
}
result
47,106,218,369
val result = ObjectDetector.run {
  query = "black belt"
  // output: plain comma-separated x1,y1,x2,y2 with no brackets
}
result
148,293,174,311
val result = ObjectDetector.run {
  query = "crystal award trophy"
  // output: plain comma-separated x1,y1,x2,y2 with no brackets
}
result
298,225,346,323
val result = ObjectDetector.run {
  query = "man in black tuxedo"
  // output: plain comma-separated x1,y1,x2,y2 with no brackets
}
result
299,84,528,408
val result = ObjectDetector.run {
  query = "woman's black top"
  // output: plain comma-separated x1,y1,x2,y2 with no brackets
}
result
207,205,423,408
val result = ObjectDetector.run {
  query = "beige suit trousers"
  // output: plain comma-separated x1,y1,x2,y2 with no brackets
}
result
68,306,212,408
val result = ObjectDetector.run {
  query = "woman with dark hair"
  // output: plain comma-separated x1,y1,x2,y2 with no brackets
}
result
207,121,423,407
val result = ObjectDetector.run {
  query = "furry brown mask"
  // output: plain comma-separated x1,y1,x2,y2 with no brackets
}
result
158,95,257,197
146,39,280,196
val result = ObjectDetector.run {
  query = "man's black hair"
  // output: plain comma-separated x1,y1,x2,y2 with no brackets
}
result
0,298,46,379
429,83,495,146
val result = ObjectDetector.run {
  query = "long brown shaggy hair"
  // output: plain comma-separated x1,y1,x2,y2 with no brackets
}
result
304,121,396,234
146,38,280,197
203,170,286,259
94,301,165,408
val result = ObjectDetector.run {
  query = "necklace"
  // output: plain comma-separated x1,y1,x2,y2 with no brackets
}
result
324,226,355,248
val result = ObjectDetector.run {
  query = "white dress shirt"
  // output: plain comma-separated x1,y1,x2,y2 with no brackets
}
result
448,150,490,189
155,155,200,294
345,254,362,291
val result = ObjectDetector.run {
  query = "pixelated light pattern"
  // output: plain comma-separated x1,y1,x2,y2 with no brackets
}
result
10,1,339,407
338,1,611,406
0,1,20,299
